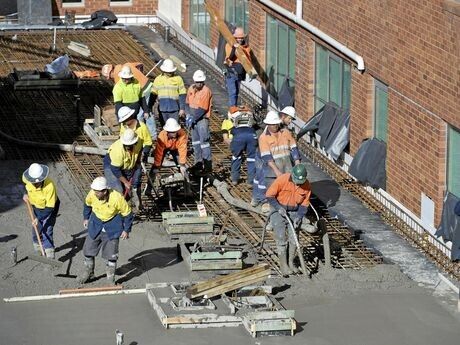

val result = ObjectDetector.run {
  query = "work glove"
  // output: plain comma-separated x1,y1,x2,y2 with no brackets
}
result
278,208,287,218
185,115,194,129
293,217,302,229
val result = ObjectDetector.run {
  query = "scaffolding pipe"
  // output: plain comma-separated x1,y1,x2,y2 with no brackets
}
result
0,128,107,156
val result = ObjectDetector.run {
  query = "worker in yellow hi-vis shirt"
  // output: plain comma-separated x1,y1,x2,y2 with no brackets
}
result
103,128,143,211
79,176,133,284
22,163,60,258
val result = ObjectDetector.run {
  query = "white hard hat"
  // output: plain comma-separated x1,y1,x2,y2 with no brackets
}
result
120,128,139,145
160,59,177,73
163,118,181,132
263,110,282,125
193,69,206,82
24,163,49,183
91,176,108,191
280,106,296,119
118,65,134,79
118,106,136,123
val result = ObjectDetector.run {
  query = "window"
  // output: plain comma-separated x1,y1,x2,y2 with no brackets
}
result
315,44,351,112
190,0,210,45
225,0,249,33
447,126,460,197
374,80,388,142
266,15,296,95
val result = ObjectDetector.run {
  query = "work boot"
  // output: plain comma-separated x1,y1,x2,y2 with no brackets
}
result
288,244,299,274
132,188,143,212
189,162,203,175
44,248,55,259
32,242,41,255
78,257,95,284
203,159,212,174
277,245,293,277
106,261,117,285
250,198,260,207
231,180,239,186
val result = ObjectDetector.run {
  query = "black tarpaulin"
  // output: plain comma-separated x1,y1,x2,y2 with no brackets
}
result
277,77,295,110
436,193,460,260
348,138,387,190
323,109,350,161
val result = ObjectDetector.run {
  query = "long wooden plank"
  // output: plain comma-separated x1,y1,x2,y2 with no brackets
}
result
187,264,268,295
204,1,257,78
59,285,123,295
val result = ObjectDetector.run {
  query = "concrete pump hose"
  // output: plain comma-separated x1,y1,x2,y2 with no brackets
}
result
0,128,107,156
212,179,318,234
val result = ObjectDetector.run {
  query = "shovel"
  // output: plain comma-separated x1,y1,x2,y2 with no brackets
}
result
24,199,62,268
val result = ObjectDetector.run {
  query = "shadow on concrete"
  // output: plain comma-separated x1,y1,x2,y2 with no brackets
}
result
54,229,87,279
116,247,179,284
311,180,341,207
0,234,18,242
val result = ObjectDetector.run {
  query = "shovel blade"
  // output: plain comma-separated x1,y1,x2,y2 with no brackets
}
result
28,254,63,268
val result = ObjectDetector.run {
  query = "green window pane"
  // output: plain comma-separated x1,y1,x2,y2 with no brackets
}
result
225,0,234,24
342,62,351,110
448,127,460,197
288,28,296,85
315,45,328,106
375,85,388,142
266,16,278,92
277,24,289,91
329,57,341,105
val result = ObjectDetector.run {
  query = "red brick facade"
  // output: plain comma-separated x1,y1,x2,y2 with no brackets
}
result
53,0,158,16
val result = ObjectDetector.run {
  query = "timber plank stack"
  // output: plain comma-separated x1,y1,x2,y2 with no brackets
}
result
186,264,271,300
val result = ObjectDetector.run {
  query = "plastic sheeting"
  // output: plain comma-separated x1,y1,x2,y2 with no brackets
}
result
45,55,72,79
297,102,350,161
277,77,295,110
436,192,460,261
82,10,118,29
348,138,387,190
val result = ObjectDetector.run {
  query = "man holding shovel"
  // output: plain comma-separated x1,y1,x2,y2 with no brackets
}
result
22,163,60,259
265,164,311,276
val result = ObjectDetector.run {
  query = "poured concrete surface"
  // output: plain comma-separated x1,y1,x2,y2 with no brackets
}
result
0,160,459,344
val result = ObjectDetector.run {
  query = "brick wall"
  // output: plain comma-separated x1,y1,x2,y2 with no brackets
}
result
53,0,158,16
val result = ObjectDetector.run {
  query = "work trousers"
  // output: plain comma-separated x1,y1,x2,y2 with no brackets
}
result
270,207,299,247
191,118,211,164
83,229,119,261
230,129,257,183
225,73,241,107
137,93,157,140
32,201,60,249
104,165,142,195
159,110,179,126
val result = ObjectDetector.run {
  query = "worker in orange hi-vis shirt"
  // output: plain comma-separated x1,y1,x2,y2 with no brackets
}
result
145,118,188,195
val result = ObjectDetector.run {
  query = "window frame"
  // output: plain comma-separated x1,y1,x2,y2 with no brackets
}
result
265,14,296,95
447,125,460,197
314,44,351,112
373,79,389,142
189,0,210,45
110,0,133,6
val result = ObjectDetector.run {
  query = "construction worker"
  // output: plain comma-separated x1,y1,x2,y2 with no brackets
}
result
186,69,213,173
252,111,301,212
146,118,188,192
118,106,152,164
151,58,187,125
279,106,296,129
22,163,60,258
113,65,157,140
103,128,143,211
266,164,311,276
79,176,133,284
221,109,234,146
226,105,257,185
224,27,252,106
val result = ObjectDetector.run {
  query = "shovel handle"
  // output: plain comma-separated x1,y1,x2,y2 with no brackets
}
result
24,199,46,256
